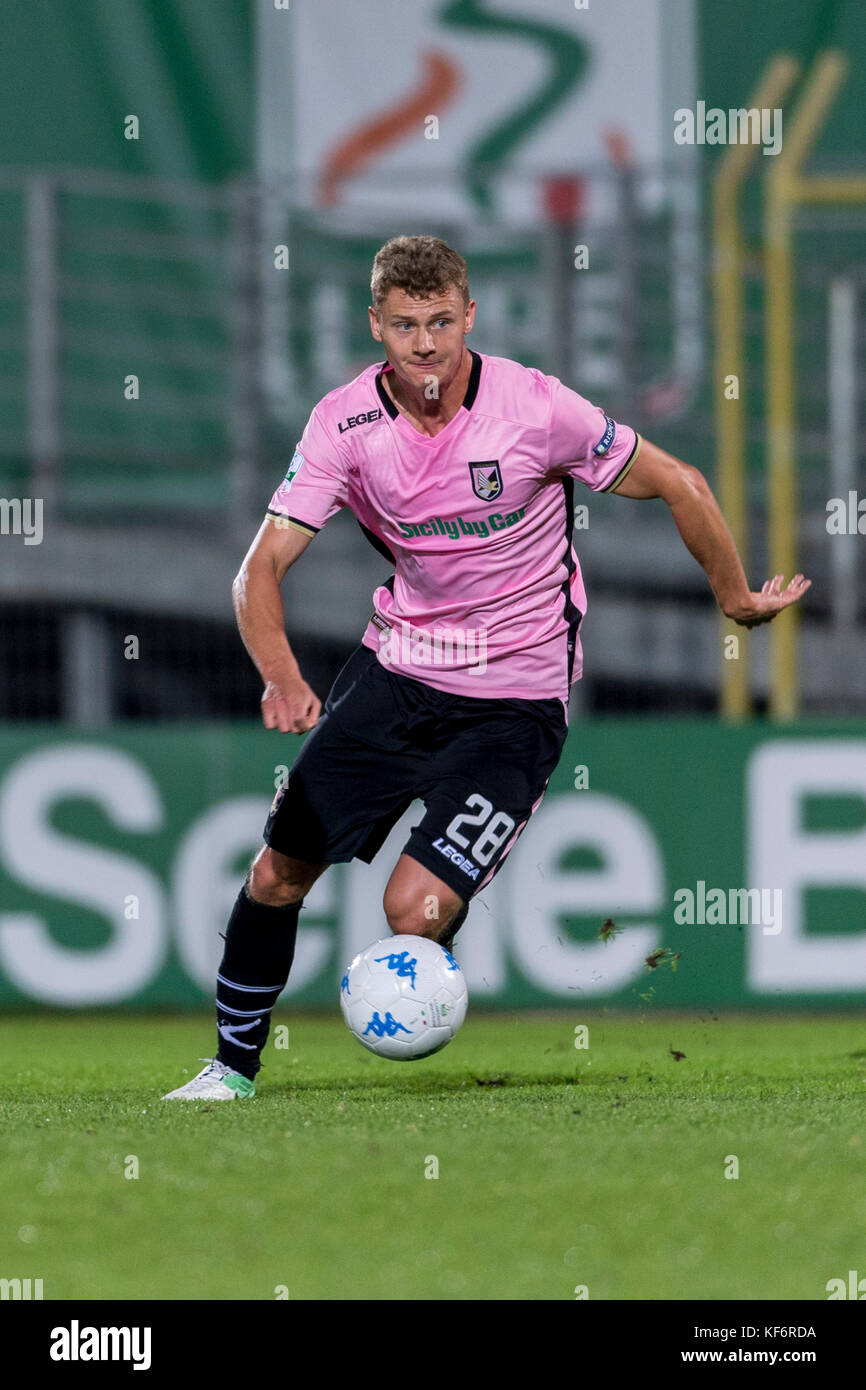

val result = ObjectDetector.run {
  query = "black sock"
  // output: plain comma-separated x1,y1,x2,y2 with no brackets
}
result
215,882,300,1080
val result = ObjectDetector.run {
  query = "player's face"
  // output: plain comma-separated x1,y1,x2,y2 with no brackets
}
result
369,286,475,395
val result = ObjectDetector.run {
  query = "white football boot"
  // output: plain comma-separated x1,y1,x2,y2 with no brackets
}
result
162,1058,255,1100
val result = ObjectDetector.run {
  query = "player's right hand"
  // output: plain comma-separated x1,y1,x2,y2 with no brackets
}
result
726,573,812,628
261,677,321,733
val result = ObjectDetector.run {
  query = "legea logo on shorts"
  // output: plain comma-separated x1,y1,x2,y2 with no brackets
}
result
432,839,480,881
377,620,487,675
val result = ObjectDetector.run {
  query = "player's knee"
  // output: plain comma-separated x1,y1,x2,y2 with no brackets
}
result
383,884,460,940
248,848,309,907
384,905,429,938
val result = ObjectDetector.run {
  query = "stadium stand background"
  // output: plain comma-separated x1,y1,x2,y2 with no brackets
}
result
1,0,864,723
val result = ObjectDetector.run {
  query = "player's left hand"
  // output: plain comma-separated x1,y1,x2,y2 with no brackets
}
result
725,573,811,628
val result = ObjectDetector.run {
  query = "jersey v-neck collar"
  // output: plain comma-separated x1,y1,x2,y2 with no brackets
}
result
374,349,482,444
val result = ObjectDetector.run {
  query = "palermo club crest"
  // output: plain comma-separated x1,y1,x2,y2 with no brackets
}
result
468,460,502,501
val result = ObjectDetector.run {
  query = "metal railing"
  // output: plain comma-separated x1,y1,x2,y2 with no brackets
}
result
1,160,864,720
0,162,708,532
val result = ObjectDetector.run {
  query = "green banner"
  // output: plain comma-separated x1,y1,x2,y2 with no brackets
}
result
1,721,865,1009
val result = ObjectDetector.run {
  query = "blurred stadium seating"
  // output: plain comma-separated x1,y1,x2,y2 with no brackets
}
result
1,160,864,719
0,0,864,723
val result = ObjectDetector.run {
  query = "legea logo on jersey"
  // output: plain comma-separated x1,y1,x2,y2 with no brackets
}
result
468,460,502,501
337,409,383,434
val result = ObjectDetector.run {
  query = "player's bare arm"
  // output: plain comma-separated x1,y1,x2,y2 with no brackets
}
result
232,519,321,733
612,438,812,628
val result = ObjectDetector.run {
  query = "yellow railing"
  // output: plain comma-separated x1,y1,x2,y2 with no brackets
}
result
714,49,859,720
764,51,849,720
713,56,799,720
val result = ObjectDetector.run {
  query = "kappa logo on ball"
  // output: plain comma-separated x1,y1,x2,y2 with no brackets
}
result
340,935,468,1060
374,950,418,987
363,1011,412,1039
468,460,502,501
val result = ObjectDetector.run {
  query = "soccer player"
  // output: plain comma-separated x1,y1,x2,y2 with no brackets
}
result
163,235,810,1100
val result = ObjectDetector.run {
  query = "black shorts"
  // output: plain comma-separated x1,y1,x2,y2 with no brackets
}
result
263,644,567,900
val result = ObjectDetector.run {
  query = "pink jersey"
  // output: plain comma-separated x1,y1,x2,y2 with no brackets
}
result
266,351,641,707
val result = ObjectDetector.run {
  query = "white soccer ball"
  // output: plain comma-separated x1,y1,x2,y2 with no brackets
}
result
339,934,469,1060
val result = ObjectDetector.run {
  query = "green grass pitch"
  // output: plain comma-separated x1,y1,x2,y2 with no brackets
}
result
0,1012,863,1301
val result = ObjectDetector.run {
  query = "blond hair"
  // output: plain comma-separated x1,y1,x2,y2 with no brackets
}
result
370,235,469,313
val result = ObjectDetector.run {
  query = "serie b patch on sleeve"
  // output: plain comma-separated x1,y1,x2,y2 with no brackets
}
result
284,448,305,488
592,415,616,456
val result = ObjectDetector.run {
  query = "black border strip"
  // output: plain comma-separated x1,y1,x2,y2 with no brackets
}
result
265,510,320,535
602,432,643,493
462,349,482,409
374,363,399,418
356,518,396,564
559,477,583,685
374,349,482,418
